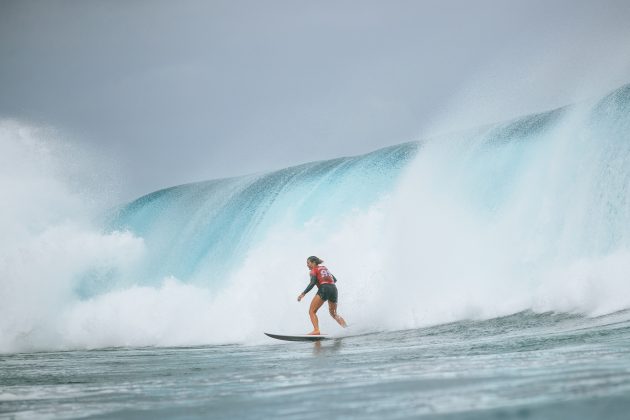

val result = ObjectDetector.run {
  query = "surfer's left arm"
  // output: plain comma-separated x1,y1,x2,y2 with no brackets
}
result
297,275,317,301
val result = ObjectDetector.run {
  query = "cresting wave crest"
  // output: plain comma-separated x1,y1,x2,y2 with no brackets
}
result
1,84,630,354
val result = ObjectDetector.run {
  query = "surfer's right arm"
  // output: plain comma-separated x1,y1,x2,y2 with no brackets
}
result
297,275,317,301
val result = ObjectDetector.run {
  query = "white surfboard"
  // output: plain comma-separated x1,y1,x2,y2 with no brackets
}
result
264,332,331,342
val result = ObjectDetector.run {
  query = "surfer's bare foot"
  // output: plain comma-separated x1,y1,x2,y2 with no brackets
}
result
307,330,320,335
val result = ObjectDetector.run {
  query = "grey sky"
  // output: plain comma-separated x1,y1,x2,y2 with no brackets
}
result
2,0,630,200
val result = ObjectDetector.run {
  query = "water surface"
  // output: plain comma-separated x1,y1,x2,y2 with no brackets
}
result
3,311,630,419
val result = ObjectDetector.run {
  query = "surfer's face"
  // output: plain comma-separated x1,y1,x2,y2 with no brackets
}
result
306,260,314,269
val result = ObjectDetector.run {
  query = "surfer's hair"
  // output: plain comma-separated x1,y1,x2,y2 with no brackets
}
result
307,256,324,265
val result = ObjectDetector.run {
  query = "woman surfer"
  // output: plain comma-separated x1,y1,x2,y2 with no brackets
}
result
297,256,348,335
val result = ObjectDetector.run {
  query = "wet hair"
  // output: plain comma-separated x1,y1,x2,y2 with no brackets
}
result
307,256,324,265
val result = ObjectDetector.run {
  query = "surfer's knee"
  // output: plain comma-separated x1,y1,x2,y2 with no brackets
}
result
329,307,337,318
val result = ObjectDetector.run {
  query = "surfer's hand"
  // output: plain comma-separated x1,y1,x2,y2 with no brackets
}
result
297,293,304,302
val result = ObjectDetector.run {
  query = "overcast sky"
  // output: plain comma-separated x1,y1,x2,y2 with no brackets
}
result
2,0,630,199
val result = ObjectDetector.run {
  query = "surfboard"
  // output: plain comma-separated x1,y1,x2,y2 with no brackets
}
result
264,333,331,342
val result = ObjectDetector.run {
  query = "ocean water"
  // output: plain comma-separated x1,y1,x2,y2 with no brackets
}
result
2,311,630,419
1,84,630,419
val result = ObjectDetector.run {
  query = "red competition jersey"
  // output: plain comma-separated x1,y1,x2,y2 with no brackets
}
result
310,265,335,286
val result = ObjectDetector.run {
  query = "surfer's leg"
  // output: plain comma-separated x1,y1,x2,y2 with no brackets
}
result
308,295,325,335
328,302,347,328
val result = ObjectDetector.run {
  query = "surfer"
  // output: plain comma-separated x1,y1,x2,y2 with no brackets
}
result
297,256,347,335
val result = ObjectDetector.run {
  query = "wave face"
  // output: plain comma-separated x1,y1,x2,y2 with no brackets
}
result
98,142,417,295
1,84,630,353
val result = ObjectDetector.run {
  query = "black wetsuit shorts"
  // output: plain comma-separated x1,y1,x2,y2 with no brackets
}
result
317,283,338,303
